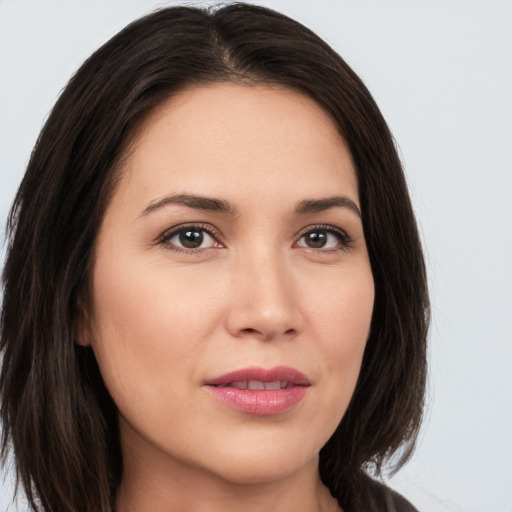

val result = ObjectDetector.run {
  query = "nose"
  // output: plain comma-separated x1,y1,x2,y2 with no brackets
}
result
224,251,304,342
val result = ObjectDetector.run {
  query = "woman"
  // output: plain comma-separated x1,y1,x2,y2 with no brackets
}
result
0,4,429,512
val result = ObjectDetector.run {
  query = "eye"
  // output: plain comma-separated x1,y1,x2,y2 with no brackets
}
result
295,226,351,250
159,225,222,252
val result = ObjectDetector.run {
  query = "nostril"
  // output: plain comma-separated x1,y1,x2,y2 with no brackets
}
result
238,327,296,340
238,327,297,340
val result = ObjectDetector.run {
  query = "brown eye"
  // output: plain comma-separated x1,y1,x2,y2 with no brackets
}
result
303,231,327,248
179,230,204,248
296,227,350,250
163,226,219,251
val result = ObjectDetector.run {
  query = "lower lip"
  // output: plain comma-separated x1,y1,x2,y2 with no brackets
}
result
206,386,307,415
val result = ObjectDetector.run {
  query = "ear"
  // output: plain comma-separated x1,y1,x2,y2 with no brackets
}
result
74,296,93,347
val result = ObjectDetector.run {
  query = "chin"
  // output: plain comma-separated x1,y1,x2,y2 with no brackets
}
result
197,436,321,486
213,459,315,486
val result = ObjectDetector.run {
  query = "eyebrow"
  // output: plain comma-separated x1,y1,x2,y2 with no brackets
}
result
294,196,361,218
140,193,360,219
141,193,238,217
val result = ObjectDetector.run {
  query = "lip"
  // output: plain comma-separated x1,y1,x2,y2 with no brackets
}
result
204,366,310,416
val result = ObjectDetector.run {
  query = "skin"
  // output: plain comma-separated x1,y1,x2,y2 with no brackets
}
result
83,84,375,512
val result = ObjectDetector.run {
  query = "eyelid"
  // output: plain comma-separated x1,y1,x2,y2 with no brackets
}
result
294,224,353,250
156,222,224,250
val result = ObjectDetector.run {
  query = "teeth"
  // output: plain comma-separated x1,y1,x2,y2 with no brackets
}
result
230,380,248,389
248,380,265,390
224,380,289,390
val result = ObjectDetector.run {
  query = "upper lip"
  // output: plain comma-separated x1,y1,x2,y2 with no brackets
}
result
204,366,311,387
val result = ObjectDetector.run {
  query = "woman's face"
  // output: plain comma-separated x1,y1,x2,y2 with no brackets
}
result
86,84,374,485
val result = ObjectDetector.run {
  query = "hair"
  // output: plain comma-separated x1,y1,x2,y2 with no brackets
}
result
0,4,429,512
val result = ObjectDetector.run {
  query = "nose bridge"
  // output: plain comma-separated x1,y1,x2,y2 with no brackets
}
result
226,245,302,340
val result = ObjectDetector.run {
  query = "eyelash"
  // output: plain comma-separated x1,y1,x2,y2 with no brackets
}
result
157,223,222,254
157,223,353,254
296,224,353,252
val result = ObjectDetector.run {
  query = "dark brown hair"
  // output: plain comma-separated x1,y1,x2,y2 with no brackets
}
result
1,4,429,512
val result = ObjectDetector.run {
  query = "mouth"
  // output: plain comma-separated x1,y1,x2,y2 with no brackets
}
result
216,380,296,390
204,366,311,387
204,366,310,416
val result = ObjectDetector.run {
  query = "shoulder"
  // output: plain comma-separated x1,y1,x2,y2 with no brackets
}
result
364,477,420,512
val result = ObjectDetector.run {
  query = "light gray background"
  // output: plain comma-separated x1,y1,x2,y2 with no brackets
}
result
1,1,511,511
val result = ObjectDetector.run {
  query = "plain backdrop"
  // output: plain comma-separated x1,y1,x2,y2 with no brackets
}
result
1,1,511,511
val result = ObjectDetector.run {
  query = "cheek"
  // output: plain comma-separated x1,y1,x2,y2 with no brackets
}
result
307,264,374,351
305,268,374,417
88,254,223,408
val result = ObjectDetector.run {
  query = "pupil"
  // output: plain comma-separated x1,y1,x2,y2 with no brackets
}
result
307,231,326,248
180,230,203,248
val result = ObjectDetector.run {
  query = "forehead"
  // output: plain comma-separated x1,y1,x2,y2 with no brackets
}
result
114,83,359,214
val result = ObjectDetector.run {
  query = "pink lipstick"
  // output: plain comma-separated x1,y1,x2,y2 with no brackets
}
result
204,366,310,416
